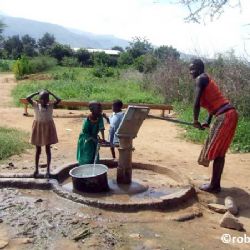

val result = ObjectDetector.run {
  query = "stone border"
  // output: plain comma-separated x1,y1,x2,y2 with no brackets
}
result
0,160,196,211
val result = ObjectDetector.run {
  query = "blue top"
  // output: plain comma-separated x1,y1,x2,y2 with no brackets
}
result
109,111,124,146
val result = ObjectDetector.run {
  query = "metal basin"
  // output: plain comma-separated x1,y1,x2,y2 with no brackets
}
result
69,164,109,193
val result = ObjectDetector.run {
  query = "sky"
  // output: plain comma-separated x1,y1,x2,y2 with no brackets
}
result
1,0,250,59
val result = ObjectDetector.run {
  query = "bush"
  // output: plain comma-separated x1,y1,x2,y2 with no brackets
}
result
29,56,57,73
134,54,158,73
12,56,57,79
118,52,134,66
143,58,191,103
92,66,115,78
61,57,80,67
206,54,250,117
12,56,31,79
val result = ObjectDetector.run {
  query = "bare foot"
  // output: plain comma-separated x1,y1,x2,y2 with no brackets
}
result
199,183,221,193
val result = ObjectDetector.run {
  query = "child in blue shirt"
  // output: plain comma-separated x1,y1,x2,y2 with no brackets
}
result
103,100,124,159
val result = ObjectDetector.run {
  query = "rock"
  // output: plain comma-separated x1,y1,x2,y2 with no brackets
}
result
220,211,243,231
225,196,238,215
0,239,8,249
172,210,203,222
20,238,34,244
129,233,141,238
35,198,43,203
0,219,3,223
72,229,91,241
70,219,79,225
208,203,227,214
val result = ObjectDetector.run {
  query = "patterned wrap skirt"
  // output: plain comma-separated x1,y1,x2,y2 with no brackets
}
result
31,120,58,146
198,109,238,167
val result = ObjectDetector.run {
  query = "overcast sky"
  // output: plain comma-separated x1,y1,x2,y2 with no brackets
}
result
1,0,250,59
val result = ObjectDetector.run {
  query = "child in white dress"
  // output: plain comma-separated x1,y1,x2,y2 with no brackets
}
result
26,89,61,178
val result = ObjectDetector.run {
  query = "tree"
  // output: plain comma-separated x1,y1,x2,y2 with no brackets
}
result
75,49,93,66
0,20,6,57
154,45,180,61
38,33,56,55
3,35,23,59
49,43,73,62
93,52,111,66
0,20,5,44
127,37,153,59
111,46,124,52
134,54,158,73
118,52,134,66
21,34,37,57
175,0,241,23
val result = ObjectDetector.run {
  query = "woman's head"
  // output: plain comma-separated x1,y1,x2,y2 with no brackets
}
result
189,59,205,79
89,101,102,117
39,90,49,106
112,99,123,112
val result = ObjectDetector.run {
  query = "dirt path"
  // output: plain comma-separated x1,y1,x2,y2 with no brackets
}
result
1,73,250,250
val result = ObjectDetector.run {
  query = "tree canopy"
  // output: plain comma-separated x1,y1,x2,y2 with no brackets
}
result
175,0,241,23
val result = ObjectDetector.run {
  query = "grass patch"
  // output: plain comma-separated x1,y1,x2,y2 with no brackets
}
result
175,103,250,153
12,67,164,105
0,127,30,161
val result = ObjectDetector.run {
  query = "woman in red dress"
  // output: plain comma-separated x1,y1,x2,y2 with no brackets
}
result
189,59,238,193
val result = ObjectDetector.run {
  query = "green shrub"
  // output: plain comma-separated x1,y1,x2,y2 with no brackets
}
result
12,56,57,79
12,56,31,79
29,56,57,73
92,66,115,78
134,54,158,73
61,56,80,67
0,127,30,160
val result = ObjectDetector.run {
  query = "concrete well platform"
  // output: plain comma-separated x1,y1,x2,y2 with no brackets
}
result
0,160,196,211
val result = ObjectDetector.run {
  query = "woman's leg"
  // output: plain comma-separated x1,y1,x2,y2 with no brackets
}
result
34,146,41,177
45,145,51,177
200,156,225,193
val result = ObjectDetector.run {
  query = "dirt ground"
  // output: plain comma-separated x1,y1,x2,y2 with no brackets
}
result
1,73,250,250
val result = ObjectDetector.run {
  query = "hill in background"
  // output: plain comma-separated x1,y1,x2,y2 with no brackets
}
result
1,15,129,49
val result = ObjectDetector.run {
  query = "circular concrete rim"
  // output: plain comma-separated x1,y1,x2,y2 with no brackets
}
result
0,160,196,211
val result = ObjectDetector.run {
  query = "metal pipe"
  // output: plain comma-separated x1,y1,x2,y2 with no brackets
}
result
147,114,193,126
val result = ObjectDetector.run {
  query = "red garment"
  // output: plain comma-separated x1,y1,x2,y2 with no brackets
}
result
198,109,238,166
200,78,229,114
209,110,238,158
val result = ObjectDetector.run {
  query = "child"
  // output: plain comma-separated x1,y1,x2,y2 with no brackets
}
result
77,101,106,165
26,89,61,178
103,100,124,159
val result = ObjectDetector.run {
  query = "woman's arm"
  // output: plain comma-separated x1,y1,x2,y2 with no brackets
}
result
26,91,39,105
100,129,105,141
102,113,110,124
193,74,209,129
47,90,61,106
